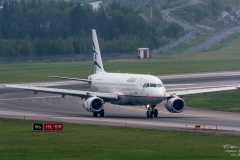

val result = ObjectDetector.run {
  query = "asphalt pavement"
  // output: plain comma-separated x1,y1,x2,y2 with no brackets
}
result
0,71,240,135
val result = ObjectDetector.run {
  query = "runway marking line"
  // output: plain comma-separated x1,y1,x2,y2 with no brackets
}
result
1,111,240,131
114,105,240,120
1,96,240,121
0,111,236,128
158,71,240,78
0,96,60,101
0,112,55,118
1,93,240,127
52,116,240,132
0,101,79,115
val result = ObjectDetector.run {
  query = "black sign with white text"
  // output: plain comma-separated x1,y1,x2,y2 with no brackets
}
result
32,123,43,131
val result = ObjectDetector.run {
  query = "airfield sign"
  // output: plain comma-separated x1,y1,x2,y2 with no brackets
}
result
32,123,63,131
44,123,63,131
32,123,44,131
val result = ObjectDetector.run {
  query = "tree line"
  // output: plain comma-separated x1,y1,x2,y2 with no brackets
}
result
0,0,185,57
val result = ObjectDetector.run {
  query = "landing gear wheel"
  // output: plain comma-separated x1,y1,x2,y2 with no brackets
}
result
146,111,150,119
99,109,105,117
149,111,153,119
153,109,158,117
93,112,98,117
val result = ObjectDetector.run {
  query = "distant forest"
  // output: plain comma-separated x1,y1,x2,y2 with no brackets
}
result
0,0,185,57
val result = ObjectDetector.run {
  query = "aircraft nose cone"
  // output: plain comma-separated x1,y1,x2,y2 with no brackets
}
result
160,87,166,98
153,88,166,98
146,87,166,99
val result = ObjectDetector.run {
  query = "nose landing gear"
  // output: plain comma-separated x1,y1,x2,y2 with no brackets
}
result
146,105,158,119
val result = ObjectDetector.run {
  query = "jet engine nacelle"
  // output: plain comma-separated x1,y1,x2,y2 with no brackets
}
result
83,97,104,112
165,98,185,113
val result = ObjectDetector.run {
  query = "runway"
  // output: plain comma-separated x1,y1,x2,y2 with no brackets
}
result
1,71,240,135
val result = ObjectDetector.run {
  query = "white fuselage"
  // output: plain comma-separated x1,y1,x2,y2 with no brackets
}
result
89,73,166,105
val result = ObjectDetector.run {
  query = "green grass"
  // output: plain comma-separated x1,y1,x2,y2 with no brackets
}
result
1,35,240,159
1,57,240,83
1,29,240,83
0,62,92,83
1,35,240,83
0,118,240,160
205,32,240,52
179,37,240,112
160,32,215,55
185,90,240,112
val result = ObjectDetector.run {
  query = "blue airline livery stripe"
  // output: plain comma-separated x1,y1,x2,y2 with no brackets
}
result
94,61,101,69
93,50,98,55
92,41,95,49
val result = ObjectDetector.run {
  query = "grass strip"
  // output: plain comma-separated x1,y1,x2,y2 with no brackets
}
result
1,28,240,83
1,58,240,83
0,118,240,160
160,32,214,55
206,32,240,52
185,90,240,112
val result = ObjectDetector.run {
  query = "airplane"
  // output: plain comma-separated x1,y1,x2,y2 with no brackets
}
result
2,29,240,118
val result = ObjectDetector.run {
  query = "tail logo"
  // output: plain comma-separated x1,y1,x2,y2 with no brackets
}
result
92,41,98,55
93,41,101,69
92,29,105,73
94,61,101,69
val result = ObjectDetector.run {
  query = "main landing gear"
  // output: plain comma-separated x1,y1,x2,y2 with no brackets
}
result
146,105,158,119
93,109,105,117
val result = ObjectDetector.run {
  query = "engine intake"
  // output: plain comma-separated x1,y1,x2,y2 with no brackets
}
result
83,97,104,112
165,98,185,113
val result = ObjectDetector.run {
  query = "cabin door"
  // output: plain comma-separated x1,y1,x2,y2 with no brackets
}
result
116,81,120,90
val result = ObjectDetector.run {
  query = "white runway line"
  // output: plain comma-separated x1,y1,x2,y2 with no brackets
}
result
115,105,240,120
0,96,60,101
0,111,56,117
158,71,240,78
53,116,240,132
0,110,240,132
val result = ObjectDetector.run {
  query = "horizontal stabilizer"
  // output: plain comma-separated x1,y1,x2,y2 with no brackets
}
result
49,76,91,82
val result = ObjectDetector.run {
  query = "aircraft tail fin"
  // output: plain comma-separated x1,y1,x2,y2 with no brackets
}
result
92,29,105,74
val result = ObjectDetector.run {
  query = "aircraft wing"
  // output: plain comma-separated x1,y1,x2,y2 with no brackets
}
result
2,84,118,101
49,76,91,82
165,86,239,98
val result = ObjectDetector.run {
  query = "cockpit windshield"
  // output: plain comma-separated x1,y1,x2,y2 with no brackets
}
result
150,84,156,87
143,83,163,88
